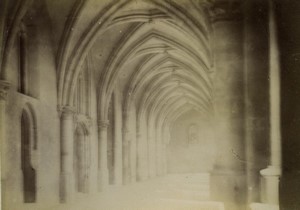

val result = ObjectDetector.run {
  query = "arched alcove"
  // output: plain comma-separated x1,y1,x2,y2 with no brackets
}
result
21,104,37,203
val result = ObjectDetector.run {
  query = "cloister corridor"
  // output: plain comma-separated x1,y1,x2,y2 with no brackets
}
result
1,0,300,210
21,173,220,210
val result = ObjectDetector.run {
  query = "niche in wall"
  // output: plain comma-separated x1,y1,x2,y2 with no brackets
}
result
20,104,38,203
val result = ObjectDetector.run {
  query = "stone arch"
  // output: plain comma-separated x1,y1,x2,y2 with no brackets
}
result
57,0,211,114
99,30,211,119
123,54,212,116
0,0,33,80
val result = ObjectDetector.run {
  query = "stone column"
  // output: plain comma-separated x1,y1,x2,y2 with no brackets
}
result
60,106,75,203
243,1,270,204
136,115,148,181
161,143,167,176
122,112,131,185
98,120,109,191
0,80,10,205
113,91,123,185
155,125,163,176
260,1,281,205
209,2,246,210
129,104,137,183
147,119,156,178
162,128,170,175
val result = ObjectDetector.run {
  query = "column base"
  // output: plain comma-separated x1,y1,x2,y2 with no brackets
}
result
260,165,280,205
210,169,247,210
250,203,279,210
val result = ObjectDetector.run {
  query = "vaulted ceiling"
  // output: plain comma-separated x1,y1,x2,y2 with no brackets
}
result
2,0,227,127
51,0,216,124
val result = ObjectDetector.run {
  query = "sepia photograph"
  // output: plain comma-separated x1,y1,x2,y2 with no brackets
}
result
0,0,299,209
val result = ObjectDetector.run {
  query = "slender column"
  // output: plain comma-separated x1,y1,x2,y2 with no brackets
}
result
161,143,167,176
129,104,137,182
113,91,123,185
98,120,109,191
260,1,281,205
136,115,148,181
162,128,170,175
122,112,131,185
0,80,10,206
209,2,246,210
159,128,165,176
136,130,143,181
60,106,75,203
243,1,270,204
147,119,156,178
156,125,163,176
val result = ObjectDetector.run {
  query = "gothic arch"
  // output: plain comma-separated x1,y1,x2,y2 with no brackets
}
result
98,30,211,119
57,0,211,112
0,0,33,79
123,55,212,115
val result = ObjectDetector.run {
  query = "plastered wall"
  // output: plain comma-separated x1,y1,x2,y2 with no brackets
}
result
168,110,215,174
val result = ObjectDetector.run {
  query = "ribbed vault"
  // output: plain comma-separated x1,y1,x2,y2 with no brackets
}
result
56,0,212,114
70,0,215,186
55,0,215,191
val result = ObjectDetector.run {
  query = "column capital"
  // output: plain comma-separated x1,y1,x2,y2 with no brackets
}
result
260,165,281,177
98,120,109,129
59,105,76,119
0,80,10,101
208,0,242,23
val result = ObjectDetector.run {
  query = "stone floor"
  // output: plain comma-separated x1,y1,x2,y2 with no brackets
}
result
23,173,225,210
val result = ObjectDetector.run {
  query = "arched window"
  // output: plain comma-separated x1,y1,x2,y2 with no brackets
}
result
21,104,37,203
